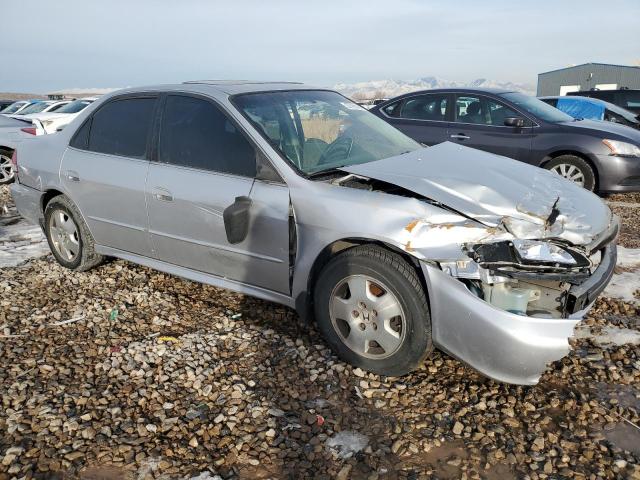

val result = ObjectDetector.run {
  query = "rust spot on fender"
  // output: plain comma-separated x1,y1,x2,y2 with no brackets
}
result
405,219,420,233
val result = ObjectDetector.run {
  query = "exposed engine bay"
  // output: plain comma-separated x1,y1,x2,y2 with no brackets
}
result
331,172,616,319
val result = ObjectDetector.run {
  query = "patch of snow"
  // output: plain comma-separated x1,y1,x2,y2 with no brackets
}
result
0,218,50,268
136,457,161,480
326,430,368,459
575,326,640,346
617,246,640,268
187,473,222,480
604,271,640,305
602,246,640,304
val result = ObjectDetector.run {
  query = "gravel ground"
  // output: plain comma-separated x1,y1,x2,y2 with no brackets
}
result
1,185,640,480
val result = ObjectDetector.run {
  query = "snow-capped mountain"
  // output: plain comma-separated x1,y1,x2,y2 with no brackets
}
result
334,76,535,101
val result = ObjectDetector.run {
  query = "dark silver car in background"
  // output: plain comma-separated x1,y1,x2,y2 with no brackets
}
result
11,82,618,385
372,88,640,193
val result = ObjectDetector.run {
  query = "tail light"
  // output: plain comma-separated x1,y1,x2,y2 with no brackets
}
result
20,127,37,135
10,150,18,180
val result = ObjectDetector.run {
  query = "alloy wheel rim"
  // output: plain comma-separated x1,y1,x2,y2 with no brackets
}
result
329,274,406,359
0,154,14,182
48,210,80,262
550,163,585,187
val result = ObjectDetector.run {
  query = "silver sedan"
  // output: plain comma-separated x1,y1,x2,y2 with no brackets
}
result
10,81,618,385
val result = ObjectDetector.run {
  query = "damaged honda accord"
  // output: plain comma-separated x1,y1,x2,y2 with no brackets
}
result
10,81,619,385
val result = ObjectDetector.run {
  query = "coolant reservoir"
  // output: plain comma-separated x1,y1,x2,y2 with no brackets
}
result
483,283,539,315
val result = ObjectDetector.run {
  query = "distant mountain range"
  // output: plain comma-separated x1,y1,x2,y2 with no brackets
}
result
334,76,535,101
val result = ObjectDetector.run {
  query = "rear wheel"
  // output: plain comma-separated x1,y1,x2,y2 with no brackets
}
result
314,245,432,376
546,155,596,191
0,149,15,184
44,195,104,271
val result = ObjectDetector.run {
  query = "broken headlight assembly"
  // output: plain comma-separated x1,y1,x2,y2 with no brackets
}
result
441,240,592,317
467,240,590,272
512,239,576,266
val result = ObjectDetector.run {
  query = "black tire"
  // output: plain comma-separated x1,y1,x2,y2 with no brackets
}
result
545,155,596,192
44,195,104,271
314,245,432,376
0,148,15,185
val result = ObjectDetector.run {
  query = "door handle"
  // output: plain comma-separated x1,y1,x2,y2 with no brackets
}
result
64,170,80,182
450,134,470,140
152,187,173,202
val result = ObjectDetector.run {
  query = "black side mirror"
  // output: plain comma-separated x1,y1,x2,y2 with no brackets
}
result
223,196,252,244
504,117,525,128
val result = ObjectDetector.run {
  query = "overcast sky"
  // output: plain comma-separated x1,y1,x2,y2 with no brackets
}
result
3,0,639,93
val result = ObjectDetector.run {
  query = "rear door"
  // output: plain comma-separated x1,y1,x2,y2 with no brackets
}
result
448,93,534,162
61,95,158,256
379,92,451,146
146,93,291,294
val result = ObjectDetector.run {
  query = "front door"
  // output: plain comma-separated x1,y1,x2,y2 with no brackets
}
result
448,94,534,162
61,95,158,256
146,93,291,294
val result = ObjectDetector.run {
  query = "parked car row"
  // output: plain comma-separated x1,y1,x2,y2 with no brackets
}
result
569,88,640,115
539,95,640,130
10,81,619,385
0,98,97,183
370,88,640,192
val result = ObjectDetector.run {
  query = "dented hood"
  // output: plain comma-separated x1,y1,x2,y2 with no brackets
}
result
341,142,612,246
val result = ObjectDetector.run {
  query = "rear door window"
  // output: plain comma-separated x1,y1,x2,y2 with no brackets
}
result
158,95,256,177
399,94,449,121
382,100,402,118
88,97,157,158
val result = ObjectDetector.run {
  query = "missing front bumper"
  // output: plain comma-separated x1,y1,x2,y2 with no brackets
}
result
421,263,585,385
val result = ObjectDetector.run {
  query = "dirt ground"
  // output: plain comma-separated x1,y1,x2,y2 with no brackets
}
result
1,185,639,480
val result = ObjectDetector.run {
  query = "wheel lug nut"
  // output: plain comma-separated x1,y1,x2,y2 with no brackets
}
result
359,323,366,331
359,302,366,309
352,310,359,318
372,310,377,316
372,323,378,330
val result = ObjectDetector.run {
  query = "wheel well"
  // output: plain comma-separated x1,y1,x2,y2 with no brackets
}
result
41,189,64,213
540,151,599,189
0,146,14,155
302,238,430,322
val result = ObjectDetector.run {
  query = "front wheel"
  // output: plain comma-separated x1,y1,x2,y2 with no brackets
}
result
314,245,432,376
545,155,596,191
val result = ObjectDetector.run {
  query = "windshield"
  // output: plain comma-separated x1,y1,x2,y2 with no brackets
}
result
234,90,420,175
1,101,28,114
56,99,92,114
500,92,574,123
16,102,52,115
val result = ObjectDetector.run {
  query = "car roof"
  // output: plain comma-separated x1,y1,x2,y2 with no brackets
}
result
181,80,311,95
102,81,322,98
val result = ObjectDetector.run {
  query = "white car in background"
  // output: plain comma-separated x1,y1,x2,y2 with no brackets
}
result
33,97,97,133
0,116,45,184
13,100,71,118
0,100,39,115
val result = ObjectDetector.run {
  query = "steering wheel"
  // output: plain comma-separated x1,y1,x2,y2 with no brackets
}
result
317,136,354,166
